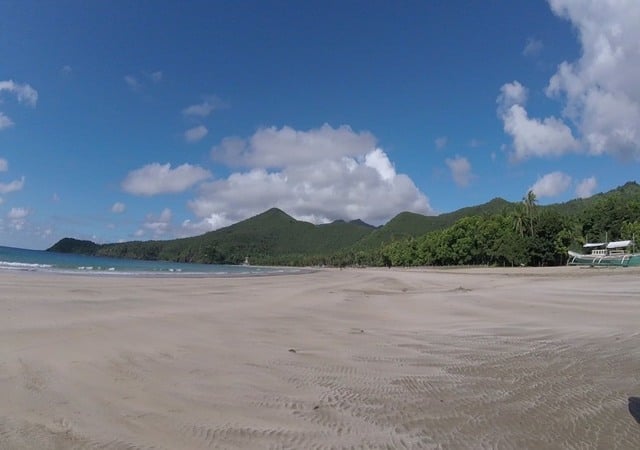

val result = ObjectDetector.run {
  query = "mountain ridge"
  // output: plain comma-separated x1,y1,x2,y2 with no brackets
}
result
48,181,640,265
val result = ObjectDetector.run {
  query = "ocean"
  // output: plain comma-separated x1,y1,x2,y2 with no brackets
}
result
0,246,297,277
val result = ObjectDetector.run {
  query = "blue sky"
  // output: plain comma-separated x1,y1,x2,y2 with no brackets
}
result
1,0,639,249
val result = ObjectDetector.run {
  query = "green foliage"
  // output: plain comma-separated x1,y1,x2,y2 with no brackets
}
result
47,182,640,268
47,238,99,254
355,198,516,249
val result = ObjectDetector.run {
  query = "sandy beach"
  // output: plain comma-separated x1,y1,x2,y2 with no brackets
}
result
1,266,639,449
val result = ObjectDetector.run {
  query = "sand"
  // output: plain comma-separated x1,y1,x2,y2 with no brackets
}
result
0,266,639,449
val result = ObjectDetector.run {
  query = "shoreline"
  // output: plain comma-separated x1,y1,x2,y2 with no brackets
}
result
1,267,639,448
4,262,640,279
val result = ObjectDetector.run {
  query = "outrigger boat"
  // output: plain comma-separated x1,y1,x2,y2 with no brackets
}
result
568,240,640,267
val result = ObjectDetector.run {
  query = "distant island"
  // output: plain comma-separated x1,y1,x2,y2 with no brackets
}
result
49,182,640,268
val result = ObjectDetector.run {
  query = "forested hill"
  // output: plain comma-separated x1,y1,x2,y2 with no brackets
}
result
354,197,514,249
49,208,377,265
47,198,518,265
48,181,640,266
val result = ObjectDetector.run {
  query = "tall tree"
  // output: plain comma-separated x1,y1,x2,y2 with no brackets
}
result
523,190,538,237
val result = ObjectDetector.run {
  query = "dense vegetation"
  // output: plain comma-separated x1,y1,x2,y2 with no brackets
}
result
48,182,640,267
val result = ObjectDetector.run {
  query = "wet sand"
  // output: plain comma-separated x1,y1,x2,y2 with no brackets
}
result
1,267,639,449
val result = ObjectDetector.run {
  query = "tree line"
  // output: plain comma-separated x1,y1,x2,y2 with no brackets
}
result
328,191,640,268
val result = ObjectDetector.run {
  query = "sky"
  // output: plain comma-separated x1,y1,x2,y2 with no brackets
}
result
1,0,639,249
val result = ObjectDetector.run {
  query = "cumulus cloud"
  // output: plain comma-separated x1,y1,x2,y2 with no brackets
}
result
445,156,474,187
530,171,572,198
212,124,377,169
184,125,208,143
183,96,224,117
0,176,25,194
188,124,432,231
498,81,579,160
497,80,528,113
546,0,640,159
111,202,126,213
0,158,7,172
503,104,579,160
121,163,211,196
435,136,448,150
575,176,597,198
502,1,640,160
522,37,543,57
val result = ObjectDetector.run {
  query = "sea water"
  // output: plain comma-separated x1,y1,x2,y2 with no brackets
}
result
0,246,296,276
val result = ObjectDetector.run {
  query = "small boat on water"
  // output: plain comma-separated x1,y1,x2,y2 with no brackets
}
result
568,240,640,267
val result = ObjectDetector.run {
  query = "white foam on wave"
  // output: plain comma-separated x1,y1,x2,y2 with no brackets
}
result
0,260,53,270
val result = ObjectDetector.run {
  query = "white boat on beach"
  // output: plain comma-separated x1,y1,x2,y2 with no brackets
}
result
567,240,640,267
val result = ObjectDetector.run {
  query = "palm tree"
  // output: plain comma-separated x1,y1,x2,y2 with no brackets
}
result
523,190,537,237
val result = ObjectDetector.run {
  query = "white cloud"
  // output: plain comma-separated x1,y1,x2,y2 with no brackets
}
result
0,80,38,106
364,148,395,181
530,171,572,198
189,124,432,231
497,81,528,113
212,124,377,169
139,208,172,237
435,136,448,150
575,176,597,198
7,207,29,220
522,38,543,57
124,75,141,91
0,176,25,194
183,96,224,117
184,125,208,143
111,202,126,213
0,112,13,130
125,71,163,92
502,1,640,160
497,81,579,160
0,80,37,131
121,163,211,196
61,65,73,76
445,156,474,187
0,158,7,172
502,102,579,160
7,207,30,230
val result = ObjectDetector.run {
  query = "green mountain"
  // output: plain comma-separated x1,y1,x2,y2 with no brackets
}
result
546,181,640,216
48,182,640,266
49,208,375,265
353,197,515,249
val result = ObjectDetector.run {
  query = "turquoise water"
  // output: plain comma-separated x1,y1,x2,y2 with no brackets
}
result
0,246,296,276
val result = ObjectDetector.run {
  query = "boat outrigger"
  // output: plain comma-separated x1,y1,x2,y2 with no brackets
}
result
567,240,640,267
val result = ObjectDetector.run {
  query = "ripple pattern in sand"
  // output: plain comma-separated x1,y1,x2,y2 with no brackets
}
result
234,333,640,449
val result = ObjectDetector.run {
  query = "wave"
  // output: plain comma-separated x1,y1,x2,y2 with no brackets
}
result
0,260,53,270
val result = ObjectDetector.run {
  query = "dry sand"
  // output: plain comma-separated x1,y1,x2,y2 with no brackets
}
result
1,266,639,449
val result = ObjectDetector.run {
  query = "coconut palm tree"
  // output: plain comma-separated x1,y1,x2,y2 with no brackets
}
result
523,190,537,237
